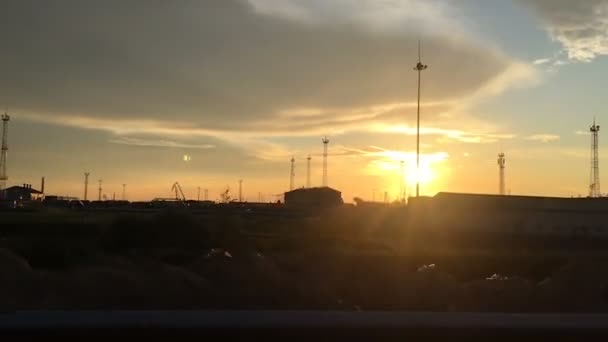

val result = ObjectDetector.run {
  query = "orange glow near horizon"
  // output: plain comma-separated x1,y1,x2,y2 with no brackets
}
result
364,149,449,197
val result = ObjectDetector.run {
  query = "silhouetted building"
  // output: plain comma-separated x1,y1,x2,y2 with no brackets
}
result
409,192,608,237
284,187,343,207
1,184,44,201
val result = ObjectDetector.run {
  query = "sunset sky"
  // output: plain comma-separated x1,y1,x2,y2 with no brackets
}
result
2,0,608,202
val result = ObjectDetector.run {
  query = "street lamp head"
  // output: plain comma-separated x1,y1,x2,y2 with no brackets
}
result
414,62,428,71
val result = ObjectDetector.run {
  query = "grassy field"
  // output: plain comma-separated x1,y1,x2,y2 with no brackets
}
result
1,206,608,311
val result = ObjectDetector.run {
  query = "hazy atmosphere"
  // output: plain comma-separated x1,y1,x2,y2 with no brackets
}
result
2,0,607,201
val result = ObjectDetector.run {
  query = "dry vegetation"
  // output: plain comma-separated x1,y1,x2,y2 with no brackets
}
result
1,207,608,311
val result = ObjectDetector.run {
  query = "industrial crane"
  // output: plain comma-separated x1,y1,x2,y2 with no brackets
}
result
171,182,186,201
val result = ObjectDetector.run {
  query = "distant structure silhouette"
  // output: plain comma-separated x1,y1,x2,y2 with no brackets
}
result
322,137,330,187
98,179,102,201
239,179,243,202
84,172,90,200
498,152,506,195
197,186,201,201
306,154,311,188
590,119,601,197
40,177,45,194
122,183,126,201
171,181,186,201
413,40,428,197
289,157,295,191
0,110,10,191
400,160,405,202
204,188,209,201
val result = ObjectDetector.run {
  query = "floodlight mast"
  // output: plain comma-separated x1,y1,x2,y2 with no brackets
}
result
413,40,428,197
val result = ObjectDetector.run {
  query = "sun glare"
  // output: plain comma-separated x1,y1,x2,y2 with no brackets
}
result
367,149,448,195
407,162,435,186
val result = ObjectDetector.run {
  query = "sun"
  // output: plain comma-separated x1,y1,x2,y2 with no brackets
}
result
406,162,436,186
368,149,448,196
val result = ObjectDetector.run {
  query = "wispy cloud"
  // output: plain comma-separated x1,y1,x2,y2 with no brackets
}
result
247,0,464,35
526,134,560,143
110,137,215,149
373,123,514,144
533,58,551,65
470,62,539,98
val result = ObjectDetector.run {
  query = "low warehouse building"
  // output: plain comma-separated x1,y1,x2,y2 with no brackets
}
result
284,187,343,207
408,192,608,237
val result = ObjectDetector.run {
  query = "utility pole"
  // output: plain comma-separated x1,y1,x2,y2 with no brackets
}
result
306,154,312,188
204,188,208,201
98,179,102,201
240,180,243,202
197,186,201,201
400,160,405,203
290,157,295,191
122,183,126,201
413,40,428,197
84,172,90,201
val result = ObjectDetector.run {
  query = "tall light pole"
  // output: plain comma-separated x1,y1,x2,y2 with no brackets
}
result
306,154,311,188
413,40,428,197
238,179,243,202
289,157,295,191
84,172,90,201
400,160,405,203
322,136,330,187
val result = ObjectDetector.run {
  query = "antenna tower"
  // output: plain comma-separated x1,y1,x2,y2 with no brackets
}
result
413,40,428,197
0,110,10,191
306,154,311,188
322,136,330,187
289,157,295,191
84,172,90,200
498,152,506,195
590,119,601,197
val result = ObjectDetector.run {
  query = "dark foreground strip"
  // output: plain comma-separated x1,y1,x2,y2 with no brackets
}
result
1,311,608,341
